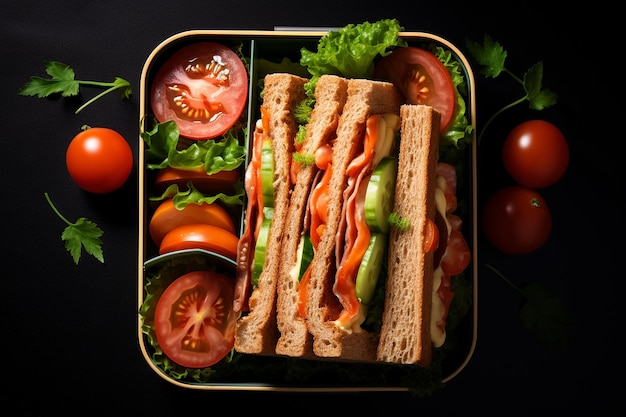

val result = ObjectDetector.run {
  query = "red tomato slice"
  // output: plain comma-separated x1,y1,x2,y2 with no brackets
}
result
154,270,237,368
150,42,248,140
159,223,239,260
374,47,456,133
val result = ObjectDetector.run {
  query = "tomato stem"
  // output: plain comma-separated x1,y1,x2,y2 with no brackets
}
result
44,192,73,227
74,78,132,114
486,263,523,296
478,96,527,146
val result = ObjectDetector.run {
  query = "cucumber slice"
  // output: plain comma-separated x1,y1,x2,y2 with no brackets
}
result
296,234,314,281
252,218,272,287
261,139,274,207
356,233,387,305
364,157,398,233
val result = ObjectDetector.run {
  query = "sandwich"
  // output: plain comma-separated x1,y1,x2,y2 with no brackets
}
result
299,78,402,361
234,72,308,355
275,74,349,357
376,104,440,365
235,72,469,366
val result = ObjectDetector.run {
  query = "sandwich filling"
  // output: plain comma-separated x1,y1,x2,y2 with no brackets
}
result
430,162,471,347
297,112,400,333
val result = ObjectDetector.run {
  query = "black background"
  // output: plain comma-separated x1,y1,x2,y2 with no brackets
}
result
2,1,620,415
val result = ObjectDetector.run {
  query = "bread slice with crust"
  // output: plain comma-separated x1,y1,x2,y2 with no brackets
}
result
234,73,308,355
304,78,401,361
275,75,349,357
376,104,441,365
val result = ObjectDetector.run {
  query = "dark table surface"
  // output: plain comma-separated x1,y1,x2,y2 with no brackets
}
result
2,1,620,415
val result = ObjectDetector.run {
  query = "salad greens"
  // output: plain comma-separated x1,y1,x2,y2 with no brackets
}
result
300,19,407,80
430,45,473,151
465,34,558,145
141,119,246,206
19,61,132,114
141,119,246,174
44,192,104,264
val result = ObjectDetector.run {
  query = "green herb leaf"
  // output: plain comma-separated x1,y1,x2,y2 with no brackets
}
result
19,61,132,114
519,282,573,353
465,35,558,145
465,34,506,78
523,62,559,110
388,212,410,230
292,151,315,166
45,192,104,264
487,264,572,353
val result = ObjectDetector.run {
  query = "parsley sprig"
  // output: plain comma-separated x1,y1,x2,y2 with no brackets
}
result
486,264,573,353
18,61,132,114
45,192,104,264
465,35,558,145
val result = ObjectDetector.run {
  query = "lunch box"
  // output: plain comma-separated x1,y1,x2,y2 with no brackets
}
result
137,29,478,392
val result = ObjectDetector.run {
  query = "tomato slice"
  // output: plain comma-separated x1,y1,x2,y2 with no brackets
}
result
159,223,239,260
154,166,241,194
150,42,248,140
374,47,456,133
154,270,238,368
149,199,236,247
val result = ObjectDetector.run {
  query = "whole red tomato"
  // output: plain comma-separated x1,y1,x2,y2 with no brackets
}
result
502,120,569,188
482,186,552,254
66,127,133,193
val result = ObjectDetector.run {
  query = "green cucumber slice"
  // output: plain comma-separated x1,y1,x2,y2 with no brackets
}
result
355,233,387,305
252,218,272,287
364,157,398,233
261,139,274,207
296,234,314,281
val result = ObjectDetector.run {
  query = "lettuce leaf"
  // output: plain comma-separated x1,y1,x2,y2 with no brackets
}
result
300,19,407,83
141,119,246,174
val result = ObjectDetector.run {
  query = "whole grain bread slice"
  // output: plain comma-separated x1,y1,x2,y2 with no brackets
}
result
305,78,401,361
275,75,349,357
376,104,441,365
234,73,308,355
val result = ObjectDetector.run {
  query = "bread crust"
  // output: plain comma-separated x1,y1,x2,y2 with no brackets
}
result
234,73,308,355
376,104,440,365
305,79,401,361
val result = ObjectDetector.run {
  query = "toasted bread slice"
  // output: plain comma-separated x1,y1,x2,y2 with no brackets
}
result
275,75,349,357
234,73,308,355
376,104,441,365
305,78,401,361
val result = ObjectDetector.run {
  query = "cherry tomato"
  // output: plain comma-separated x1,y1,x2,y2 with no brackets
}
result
66,127,133,194
159,223,239,260
154,270,238,368
482,186,552,254
150,42,248,140
154,166,240,194
374,47,456,133
503,120,569,188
